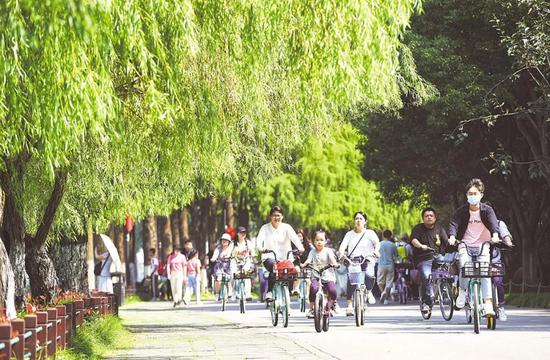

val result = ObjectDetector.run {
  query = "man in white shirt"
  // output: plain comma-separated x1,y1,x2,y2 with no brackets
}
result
256,206,304,301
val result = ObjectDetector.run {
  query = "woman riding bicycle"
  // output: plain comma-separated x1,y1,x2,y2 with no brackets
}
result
256,206,304,301
338,211,380,316
211,233,235,299
231,226,255,301
301,230,339,319
448,178,500,316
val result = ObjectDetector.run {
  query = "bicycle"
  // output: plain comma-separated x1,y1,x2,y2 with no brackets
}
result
264,250,297,328
459,240,502,334
296,267,311,313
233,256,255,314
305,264,338,333
215,257,232,312
394,262,412,304
341,255,369,327
430,256,457,321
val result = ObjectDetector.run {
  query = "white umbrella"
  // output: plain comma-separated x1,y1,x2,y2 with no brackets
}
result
99,234,122,272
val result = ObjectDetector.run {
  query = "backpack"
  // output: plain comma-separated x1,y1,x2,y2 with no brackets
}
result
396,243,408,263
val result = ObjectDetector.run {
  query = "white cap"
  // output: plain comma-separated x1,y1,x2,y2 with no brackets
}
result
220,233,232,242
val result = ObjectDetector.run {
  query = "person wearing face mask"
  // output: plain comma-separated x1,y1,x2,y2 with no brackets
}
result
448,178,500,315
338,211,381,316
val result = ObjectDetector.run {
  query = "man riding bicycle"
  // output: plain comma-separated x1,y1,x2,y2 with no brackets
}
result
410,207,449,313
256,206,304,302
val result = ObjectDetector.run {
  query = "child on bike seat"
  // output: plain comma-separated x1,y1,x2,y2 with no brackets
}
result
301,230,339,319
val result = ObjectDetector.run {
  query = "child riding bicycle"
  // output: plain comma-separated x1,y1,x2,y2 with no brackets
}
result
301,230,339,319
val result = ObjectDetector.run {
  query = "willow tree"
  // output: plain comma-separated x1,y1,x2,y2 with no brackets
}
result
256,122,419,234
1,0,423,302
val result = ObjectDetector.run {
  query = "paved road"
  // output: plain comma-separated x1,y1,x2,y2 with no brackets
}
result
107,298,550,360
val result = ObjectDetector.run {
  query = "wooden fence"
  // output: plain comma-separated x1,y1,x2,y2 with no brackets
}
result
0,292,116,360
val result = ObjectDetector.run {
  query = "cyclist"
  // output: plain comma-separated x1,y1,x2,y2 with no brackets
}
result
211,233,235,300
231,226,254,301
301,230,339,319
338,211,380,316
256,206,304,301
448,178,500,316
410,207,449,313
485,202,514,321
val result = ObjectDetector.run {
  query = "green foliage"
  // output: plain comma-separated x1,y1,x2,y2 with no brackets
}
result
505,292,550,309
57,314,132,360
257,122,419,234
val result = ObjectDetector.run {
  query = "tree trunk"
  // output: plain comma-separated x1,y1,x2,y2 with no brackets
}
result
170,210,181,249
115,225,125,273
25,238,58,302
25,170,67,302
179,207,190,245
0,236,16,319
0,158,29,306
225,195,235,228
142,216,157,265
158,216,172,261
237,190,250,229
49,234,88,293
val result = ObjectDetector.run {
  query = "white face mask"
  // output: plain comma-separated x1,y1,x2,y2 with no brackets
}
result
467,194,482,206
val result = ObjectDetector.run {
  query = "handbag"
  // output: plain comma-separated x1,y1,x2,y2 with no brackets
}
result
94,254,110,276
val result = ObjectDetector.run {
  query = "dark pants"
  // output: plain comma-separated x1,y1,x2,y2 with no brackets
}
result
310,279,337,308
151,274,158,299
258,267,268,299
263,258,276,292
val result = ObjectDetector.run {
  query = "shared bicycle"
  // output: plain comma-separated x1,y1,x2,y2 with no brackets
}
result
304,264,338,333
233,256,255,314
342,255,370,327
264,250,297,328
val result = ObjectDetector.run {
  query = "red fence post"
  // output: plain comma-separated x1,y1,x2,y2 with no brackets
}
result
56,305,66,349
35,312,48,360
46,309,57,357
0,323,12,360
74,300,84,330
64,302,73,347
11,319,25,360
24,315,38,360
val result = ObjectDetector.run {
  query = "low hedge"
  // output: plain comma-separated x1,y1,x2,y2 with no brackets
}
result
505,292,550,309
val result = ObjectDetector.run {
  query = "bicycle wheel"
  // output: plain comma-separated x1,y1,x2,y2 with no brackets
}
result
221,281,227,312
472,282,481,334
322,310,329,332
300,280,307,313
465,306,472,324
354,289,361,327
314,293,322,333
239,280,246,314
360,291,366,325
439,281,454,321
490,282,498,330
421,304,432,320
282,286,290,328
270,286,278,326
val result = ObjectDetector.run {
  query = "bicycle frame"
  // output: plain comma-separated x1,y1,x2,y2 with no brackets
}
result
305,264,336,333
234,256,254,314
341,255,369,327
264,250,296,328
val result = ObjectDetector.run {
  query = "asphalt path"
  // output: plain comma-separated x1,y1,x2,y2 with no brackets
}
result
107,298,550,359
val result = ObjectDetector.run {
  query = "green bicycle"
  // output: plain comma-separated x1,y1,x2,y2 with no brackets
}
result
234,256,255,314
264,250,296,328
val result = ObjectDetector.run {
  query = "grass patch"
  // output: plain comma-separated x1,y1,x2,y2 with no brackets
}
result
56,315,133,360
124,294,144,305
505,292,550,309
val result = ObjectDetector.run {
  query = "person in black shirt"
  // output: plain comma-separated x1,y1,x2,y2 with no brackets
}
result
410,207,448,312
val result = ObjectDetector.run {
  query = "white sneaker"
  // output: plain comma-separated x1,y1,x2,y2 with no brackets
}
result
333,303,340,314
367,291,376,305
383,299,389,305
306,309,315,319
265,291,273,301
498,307,508,321
456,289,466,309
346,305,354,316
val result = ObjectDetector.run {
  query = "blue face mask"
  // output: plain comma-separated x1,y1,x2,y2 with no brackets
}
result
467,194,482,206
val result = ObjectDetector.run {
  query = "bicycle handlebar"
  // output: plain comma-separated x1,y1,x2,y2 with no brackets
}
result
340,255,369,266
261,249,295,262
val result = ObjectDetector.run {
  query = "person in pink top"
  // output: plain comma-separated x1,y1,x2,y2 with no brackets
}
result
184,250,202,305
167,247,187,308
448,178,500,315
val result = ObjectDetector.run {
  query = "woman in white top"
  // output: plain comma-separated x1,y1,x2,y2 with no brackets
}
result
94,244,113,293
231,226,254,300
338,211,380,316
256,206,304,301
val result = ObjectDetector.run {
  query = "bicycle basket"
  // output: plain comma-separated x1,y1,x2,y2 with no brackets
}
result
348,265,365,286
490,262,505,277
461,261,491,278
276,260,298,282
234,267,255,279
